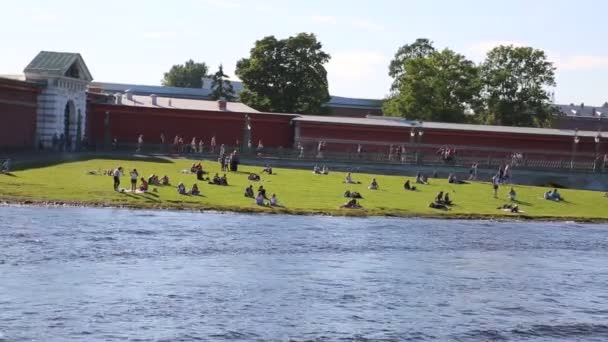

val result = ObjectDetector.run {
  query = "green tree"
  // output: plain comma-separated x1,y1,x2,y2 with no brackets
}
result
383,49,481,123
388,38,435,92
161,59,209,88
479,45,556,127
235,33,331,114
209,64,235,101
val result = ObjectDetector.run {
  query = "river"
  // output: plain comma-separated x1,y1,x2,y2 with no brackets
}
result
1,206,608,341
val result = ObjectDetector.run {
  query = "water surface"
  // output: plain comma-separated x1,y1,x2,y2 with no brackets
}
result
1,206,608,341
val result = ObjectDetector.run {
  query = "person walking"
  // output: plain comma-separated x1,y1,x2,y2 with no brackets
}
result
492,174,500,198
113,167,123,191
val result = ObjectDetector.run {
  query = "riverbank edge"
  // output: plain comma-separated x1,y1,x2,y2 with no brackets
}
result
2,198,606,224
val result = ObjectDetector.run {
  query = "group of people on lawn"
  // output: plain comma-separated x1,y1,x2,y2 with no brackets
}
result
112,167,171,193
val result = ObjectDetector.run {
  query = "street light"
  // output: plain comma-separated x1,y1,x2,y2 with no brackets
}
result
571,129,579,169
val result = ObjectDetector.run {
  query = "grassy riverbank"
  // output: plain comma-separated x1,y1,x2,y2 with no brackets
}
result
1,157,607,221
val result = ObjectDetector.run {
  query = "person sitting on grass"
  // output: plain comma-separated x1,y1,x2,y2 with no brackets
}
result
177,182,187,195
196,167,205,181
448,173,468,184
368,178,379,190
416,172,429,185
262,165,273,175
404,179,417,191
313,165,321,174
244,185,255,198
497,203,520,213
269,194,281,207
190,184,200,196
161,175,170,186
435,191,444,204
443,192,452,205
139,177,149,192
255,192,268,206
248,173,261,181
509,187,516,201
321,165,329,175
258,185,269,200
209,173,220,185
220,174,228,186
550,188,563,201
340,198,362,209
344,172,361,184
190,163,198,173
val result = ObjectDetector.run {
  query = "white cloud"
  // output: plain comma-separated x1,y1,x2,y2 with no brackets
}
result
142,29,198,40
199,0,242,9
311,15,338,25
350,18,384,32
31,12,60,24
326,50,387,81
555,55,608,71
468,40,608,71
310,15,384,32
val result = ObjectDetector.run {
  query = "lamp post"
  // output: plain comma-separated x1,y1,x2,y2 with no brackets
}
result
417,130,424,164
409,129,415,164
571,129,580,170
595,133,602,172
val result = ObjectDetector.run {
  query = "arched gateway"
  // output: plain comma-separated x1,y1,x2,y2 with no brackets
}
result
23,51,93,149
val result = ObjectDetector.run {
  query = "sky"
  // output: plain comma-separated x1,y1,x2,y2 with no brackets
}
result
1,0,607,105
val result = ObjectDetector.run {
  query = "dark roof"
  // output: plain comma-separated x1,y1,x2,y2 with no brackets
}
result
556,104,607,118
293,115,606,138
24,51,93,81
328,96,383,109
90,81,212,99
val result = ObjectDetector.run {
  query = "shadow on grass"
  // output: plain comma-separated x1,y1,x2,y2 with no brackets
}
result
12,153,175,171
0,172,16,177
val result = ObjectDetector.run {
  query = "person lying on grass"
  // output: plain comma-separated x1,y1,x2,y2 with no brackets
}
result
190,184,200,196
177,182,187,195
498,203,521,213
448,173,468,184
368,178,379,190
403,179,417,191
139,177,149,192
248,173,261,181
262,165,273,175
429,202,449,210
344,190,363,199
340,198,362,209
244,185,254,198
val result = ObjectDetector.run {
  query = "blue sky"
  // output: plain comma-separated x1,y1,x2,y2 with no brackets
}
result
1,0,607,105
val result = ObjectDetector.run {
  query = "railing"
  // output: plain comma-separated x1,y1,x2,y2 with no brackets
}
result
37,141,607,173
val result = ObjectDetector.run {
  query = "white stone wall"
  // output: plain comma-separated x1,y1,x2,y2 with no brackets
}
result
35,77,88,148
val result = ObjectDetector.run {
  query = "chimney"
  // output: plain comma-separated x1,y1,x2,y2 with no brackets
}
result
218,99,227,111
150,94,158,106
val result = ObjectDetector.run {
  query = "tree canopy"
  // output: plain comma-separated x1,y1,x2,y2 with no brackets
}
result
384,40,557,127
209,64,235,101
384,49,480,123
388,38,435,92
161,59,209,88
235,33,331,114
479,45,556,127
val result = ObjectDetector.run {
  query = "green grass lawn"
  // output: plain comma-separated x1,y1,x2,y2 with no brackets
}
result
1,158,606,221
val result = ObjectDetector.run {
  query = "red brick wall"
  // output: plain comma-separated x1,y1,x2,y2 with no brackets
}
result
0,79,40,150
297,122,600,156
88,104,296,148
